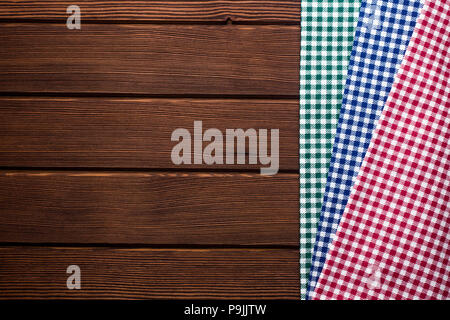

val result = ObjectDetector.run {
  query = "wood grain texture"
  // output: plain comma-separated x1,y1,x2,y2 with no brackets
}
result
0,2,301,300
0,1,300,22
0,23,299,96
0,171,299,245
0,246,299,299
0,97,298,170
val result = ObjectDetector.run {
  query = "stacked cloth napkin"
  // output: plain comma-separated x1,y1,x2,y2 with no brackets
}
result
303,0,450,299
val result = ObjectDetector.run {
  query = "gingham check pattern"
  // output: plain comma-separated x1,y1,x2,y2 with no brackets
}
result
307,0,424,297
299,0,360,299
313,0,450,299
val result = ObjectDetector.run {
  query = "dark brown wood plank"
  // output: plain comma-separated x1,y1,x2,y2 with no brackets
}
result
0,171,299,246
0,246,299,299
0,23,299,96
0,1,300,22
0,97,298,170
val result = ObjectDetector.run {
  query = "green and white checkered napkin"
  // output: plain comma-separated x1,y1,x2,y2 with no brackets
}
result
299,0,360,299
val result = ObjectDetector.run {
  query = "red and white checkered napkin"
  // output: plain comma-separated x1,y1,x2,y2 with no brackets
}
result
312,0,450,300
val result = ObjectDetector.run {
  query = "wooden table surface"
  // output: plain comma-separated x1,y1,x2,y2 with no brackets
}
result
0,1,300,299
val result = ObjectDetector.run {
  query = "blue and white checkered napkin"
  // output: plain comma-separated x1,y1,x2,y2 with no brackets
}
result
306,0,423,298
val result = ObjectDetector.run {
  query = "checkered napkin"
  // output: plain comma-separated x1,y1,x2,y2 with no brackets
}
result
312,0,450,299
299,0,360,299
306,0,424,297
